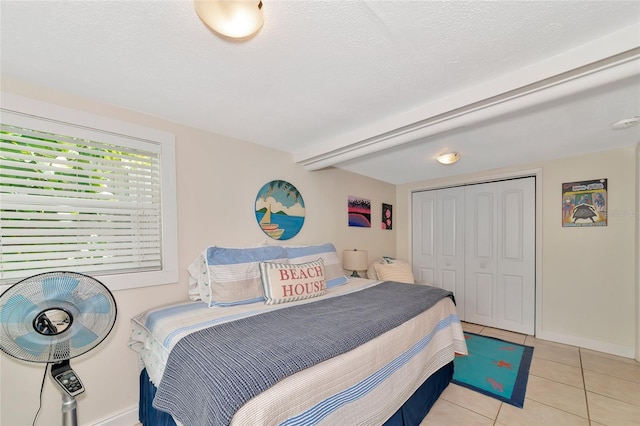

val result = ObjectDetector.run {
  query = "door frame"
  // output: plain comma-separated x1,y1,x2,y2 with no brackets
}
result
636,145,639,362
407,168,543,336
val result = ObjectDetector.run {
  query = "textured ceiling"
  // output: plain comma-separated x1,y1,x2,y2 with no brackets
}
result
1,1,639,184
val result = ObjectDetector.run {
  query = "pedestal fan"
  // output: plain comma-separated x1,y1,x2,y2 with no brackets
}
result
0,271,117,426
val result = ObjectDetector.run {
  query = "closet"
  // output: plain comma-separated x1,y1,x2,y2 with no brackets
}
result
412,177,535,335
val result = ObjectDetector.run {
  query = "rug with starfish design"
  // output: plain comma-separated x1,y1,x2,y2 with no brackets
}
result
451,332,534,408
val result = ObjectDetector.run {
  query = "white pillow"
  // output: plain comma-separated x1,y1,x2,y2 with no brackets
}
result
367,257,406,280
374,262,415,284
367,258,385,280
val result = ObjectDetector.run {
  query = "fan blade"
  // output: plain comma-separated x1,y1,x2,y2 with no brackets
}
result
42,276,79,300
77,293,112,314
14,331,48,357
70,322,98,348
0,294,39,323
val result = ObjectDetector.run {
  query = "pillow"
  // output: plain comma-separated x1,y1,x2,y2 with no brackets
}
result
284,243,348,288
374,262,415,284
367,258,385,280
259,258,326,305
187,253,208,301
191,245,289,307
367,257,404,280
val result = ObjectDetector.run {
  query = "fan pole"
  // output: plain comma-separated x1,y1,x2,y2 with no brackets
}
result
61,393,78,426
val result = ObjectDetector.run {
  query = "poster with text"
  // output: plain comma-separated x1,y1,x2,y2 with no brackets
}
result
562,178,607,227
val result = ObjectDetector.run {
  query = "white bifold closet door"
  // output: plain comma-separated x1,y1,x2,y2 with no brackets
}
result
464,178,535,335
412,177,535,335
411,187,465,320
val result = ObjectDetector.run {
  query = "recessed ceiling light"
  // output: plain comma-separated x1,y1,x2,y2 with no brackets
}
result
611,116,640,130
436,152,460,165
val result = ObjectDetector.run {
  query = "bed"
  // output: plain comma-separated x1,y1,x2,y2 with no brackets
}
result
129,244,467,425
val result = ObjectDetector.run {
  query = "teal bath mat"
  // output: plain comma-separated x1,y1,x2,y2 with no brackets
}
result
452,332,534,408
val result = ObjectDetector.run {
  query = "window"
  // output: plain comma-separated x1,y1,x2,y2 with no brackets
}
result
0,93,177,291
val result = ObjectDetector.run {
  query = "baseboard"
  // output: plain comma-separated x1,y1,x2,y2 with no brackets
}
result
92,405,138,426
536,330,635,359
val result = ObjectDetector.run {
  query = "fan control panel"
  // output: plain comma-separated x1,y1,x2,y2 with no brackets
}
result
52,364,85,397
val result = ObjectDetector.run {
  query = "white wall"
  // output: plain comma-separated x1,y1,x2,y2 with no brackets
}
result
396,147,637,358
538,148,636,355
0,79,396,426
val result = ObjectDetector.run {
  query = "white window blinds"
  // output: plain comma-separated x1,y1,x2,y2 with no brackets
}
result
0,123,163,284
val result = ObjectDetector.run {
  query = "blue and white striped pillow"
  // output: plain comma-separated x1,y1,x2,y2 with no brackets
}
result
193,245,289,307
259,258,326,305
284,243,349,288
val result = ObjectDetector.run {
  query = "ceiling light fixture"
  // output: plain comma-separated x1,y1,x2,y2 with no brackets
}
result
611,116,640,130
194,0,264,40
436,152,461,165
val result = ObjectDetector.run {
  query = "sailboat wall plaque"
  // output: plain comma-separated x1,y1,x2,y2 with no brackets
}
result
255,180,306,240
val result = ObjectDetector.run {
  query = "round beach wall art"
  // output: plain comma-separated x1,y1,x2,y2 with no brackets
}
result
255,180,305,240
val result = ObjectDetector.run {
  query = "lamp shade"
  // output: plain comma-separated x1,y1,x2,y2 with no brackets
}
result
343,249,368,273
194,0,264,40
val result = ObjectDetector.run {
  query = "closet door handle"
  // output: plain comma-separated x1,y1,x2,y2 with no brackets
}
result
480,262,486,269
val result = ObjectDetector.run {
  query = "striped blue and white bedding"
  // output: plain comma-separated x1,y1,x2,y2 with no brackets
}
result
129,278,467,425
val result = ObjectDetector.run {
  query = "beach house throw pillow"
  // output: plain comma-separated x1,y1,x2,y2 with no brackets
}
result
259,258,327,305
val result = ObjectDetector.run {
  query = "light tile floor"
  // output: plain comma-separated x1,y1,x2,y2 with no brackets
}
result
421,322,640,425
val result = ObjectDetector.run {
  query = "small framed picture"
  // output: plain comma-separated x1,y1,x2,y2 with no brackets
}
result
382,203,392,230
348,196,371,227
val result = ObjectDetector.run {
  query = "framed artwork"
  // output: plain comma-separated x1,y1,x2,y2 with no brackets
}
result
381,203,392,230
562,178,607,227
255,180,305,240
348,196,371,227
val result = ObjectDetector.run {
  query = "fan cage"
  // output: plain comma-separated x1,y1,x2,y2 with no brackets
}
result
0,271,117,363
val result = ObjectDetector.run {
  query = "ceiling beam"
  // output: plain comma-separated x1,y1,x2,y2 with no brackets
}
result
295,24,640,171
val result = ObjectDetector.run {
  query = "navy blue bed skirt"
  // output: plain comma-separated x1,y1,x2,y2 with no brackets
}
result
139,361,453,426
383,361,454,426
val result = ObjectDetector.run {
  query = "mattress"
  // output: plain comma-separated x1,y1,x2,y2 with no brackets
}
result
129,278,467,425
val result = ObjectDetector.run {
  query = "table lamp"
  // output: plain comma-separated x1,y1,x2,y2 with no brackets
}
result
343,249,368,278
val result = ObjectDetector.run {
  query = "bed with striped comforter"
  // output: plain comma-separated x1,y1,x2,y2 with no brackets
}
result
129,278,467,425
